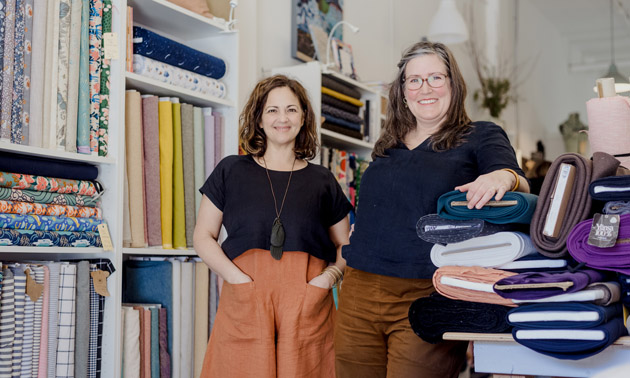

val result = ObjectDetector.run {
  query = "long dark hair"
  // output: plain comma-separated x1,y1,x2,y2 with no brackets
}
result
373,41,472,158
239,75,319,160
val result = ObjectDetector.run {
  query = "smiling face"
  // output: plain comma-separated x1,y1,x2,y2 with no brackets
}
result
260,86,304,149
403,54,452,129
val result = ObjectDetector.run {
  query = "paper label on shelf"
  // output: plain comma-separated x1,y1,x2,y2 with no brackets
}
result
25,268,44,302
91,270,111,297
98,223,114,251
103,32,119,60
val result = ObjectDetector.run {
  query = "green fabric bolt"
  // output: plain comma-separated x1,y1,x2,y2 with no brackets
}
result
98,0,112,156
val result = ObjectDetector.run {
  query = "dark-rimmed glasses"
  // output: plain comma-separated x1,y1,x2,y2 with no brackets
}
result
404,74,447,90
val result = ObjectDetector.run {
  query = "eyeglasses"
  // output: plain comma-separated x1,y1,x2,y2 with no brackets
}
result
404,74,448,90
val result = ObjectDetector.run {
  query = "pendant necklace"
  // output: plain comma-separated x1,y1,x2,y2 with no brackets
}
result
262,156,296,260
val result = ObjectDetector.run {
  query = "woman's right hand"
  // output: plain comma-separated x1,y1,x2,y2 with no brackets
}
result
225,271,253,284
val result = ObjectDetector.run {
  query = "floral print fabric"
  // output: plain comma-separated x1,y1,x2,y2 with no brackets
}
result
0,213,103,232
0,228,102,247
0,171,98,195
0,187,100,207
0,200,102,218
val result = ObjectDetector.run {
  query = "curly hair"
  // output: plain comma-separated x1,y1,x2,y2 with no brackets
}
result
239,75,319,160
373,41,472,158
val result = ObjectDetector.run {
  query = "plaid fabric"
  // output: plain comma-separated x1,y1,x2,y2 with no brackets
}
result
0,269,15,377
74,261,90,378
10,265,26,378
20,267,34,378
94,259,115,378
88,264,98,378
31,265,45,378
46,262,61,378
38,265,50,378
55,263,77,378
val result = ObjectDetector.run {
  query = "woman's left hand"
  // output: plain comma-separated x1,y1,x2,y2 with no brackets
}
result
307,273,334,290
454,170,515,209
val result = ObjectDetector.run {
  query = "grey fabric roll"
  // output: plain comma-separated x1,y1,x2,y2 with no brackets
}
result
74,261,90,378
321,103,363,124
181,103,196,248
321,93,360,115
322,75,362,99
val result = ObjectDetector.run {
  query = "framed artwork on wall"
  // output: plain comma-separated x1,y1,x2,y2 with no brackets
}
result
292,0,344,62
332,38,357,79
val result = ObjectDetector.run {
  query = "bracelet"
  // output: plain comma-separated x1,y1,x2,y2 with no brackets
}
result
320,265,344,287
502,168,520,192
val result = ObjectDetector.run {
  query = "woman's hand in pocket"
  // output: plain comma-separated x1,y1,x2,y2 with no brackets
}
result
307,273,333,290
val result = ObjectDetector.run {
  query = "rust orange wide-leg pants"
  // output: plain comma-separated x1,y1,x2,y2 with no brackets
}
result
200,249,335,378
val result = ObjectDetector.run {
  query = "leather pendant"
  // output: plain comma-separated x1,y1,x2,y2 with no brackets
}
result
270,217,285,260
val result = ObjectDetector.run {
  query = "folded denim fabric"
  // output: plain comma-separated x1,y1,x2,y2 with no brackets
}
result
437,190,538,224
416,214,520,245
322,113,362,131
589,175,630,201
321,103,363,124
604,200,630,215
493,269,607,300
497,252,569,272
408,293,511,344
512,317,628,360
512,282,620,306
433,266,517,306
530,152,620,258
567,214,630,274
321,94,361,115
430,232,537,268
619,274,630,307
0,151,99,180
507,302,624,329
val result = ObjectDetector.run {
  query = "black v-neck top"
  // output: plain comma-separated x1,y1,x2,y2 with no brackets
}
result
342,121,526,278
200,154,353,262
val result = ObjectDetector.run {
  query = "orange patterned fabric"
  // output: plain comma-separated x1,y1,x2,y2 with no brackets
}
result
0,171,98,195
0,200,102,218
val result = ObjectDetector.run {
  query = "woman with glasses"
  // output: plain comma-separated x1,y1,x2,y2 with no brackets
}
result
334,41,530,378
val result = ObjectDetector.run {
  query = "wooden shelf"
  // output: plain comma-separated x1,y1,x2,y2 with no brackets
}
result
129,0,232,39
122,247,198,256
125,72,233,107
0,141,116,165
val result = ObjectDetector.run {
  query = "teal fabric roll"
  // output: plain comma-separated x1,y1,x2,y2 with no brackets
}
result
150,307,159,378
437,190,538,224
76,0,90,154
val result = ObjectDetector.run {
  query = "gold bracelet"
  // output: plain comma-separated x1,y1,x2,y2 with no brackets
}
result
320,266,344,287
502,168,520,192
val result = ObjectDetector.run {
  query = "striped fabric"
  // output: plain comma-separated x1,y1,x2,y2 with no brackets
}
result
0,269,15,377
87,264,98,378
20,268,34,378
95,259,115,377
31,265,45,378
56,263,77,378
9,265,26,378
46,262,61,378
74,261,90,378
37,265,50,378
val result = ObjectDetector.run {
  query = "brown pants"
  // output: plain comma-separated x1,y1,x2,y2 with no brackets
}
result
335,267,467,378
200,249,335,378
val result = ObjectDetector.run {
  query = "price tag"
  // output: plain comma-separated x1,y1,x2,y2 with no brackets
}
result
103,32,119,60
97,223,114,251
25,269,44,302
587,213,620,248
91,270,111,297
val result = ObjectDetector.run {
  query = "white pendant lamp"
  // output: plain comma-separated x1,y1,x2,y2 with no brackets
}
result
601,0,630,93
428,0,469,45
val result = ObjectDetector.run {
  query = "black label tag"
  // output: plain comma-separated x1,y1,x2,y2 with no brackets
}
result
587,213,620,248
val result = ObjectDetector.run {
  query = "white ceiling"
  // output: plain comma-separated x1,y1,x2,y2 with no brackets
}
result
528,0,630,71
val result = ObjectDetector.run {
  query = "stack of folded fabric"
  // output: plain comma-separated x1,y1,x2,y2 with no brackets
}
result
320,75,365,140
0,152,104,247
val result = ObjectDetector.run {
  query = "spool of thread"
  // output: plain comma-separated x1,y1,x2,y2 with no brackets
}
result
597,78,616,98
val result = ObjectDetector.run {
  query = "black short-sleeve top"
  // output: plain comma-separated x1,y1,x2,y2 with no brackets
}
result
342,122,526,279
200,154,353,262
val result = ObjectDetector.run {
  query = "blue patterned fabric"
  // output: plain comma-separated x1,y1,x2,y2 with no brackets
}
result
10,0,25,144
133,26,226,79
0,213,103,232
0,228,102,247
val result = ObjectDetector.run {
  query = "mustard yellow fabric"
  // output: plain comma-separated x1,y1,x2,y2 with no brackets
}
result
172,101,187,249
158,98,174,248
321,87,364,107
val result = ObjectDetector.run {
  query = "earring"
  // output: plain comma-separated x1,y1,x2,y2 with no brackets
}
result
403,98,408,108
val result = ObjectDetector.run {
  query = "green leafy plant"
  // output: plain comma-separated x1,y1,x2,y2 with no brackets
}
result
473,76,513,118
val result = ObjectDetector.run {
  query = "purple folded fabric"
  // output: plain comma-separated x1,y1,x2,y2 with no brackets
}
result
493,269,607,300
568,214,630,274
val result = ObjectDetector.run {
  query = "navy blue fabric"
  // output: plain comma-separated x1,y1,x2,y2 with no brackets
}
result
200,155,352,262
494,269,608,300
343,122,525,279
322,113,362,131
589,175,630,201
133,26,227,79
604,200,630,215
437,190,538,224
619,274,630,307
0,150,98,180
512,317,628,360
507,303,624,329
499,252,572,273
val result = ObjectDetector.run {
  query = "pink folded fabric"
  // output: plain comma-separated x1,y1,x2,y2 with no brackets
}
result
586,96,630,168
433,266,518,307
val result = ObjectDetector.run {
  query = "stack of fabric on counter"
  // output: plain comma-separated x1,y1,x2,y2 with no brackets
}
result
320,75,366,140
132,26,227,99
0,259,114,377
0,152,104,247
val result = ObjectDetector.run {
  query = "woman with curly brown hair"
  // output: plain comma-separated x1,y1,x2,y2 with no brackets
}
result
195,74,351,378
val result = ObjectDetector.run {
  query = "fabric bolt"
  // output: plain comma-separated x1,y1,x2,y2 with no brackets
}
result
416,214,523,245
507,302,624,329
0,228,102,247
213,111,222,169
0,213,103,232
321,75,362,99
321,103,363,124
158,98,174,248
97,0,111,157
433,266,518,306
181,103,196,247
158,308,171,378
193,106,204,216
0,187,100,207
37,265,50,378
169,259,181,378
586,96,630,168
64,0,82,153
408,292,511,344
430,231,538,268
16,0,34,145
0,0,7,137
179,262,194,378
55,0,72,149
172,100,187,249
321,86,364,107
496,252,569,272
530,152,620,258
604,200,630,215
321,122,363,140
0,0,17,141
20,267,34,378
437,190,538,224
493,269,607,300
141,95,162,246
142,307,151,378
131,55,227,98
322,113,362,131
0,269,15,376
620,274,630,307
31,265,44,378
9,0,26,145
43,0,62,149
76,0,90,153
56,263,76,378
512,317,628,360
0,171,99,195
122,306,140,378
74,261,89,378
321,93,360,115
150,307,159,378
589,175,630,201
46,262,61,378
125,90,147,247
132,26,226,79
87,264,98,378
27,0,46,147
0,151,99,180
567,214,630,274
88,0,103,155
9,265,26,378
0,199,102,218
95,259,115,377
202,107,215,175
194,262,209,378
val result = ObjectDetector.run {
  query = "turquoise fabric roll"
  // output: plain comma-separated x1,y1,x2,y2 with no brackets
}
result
437,190,538,224
76,0,91,153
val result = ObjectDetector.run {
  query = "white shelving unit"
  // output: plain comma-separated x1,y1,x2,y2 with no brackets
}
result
272,61,382,161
